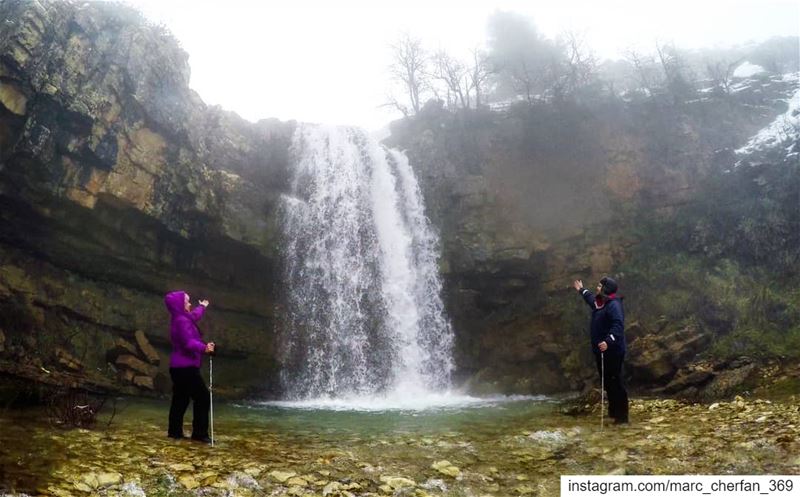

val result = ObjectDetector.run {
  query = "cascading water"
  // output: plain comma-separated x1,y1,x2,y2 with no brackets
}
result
278,124,454,401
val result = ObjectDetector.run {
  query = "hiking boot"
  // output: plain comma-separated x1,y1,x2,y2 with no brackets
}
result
191,435,212,443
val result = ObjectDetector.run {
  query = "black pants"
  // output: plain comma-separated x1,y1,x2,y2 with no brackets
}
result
168,367,209,438
595,351,629,422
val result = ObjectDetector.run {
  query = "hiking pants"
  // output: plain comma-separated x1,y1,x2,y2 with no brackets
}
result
595,351,629,422
168,367,209,438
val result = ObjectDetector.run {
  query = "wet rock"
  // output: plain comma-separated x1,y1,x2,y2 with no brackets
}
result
661,367,715,395
168,463,195,472
132,375,154,390
227,472,259,489
515,484,535,494
116,354,158,377
106,338,139,363
73,482,93,493
197,470,218,485
82,473,100,489
178,475,200,490
96,472,122,487
702,363,758,400
628,326,710,384
243,466,264,477
379,476,416,490
0,80,26,115
269,470,297,483
431,460,461,478
82,471,122,489
287,476,309,487
287,486,305,496
322,481,343,495
134,330,160,365
55,347,84,371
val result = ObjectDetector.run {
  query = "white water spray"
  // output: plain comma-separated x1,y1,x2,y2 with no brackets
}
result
279,124,454,400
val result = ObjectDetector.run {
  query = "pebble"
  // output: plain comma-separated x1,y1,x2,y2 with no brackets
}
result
431,460,461,478
269,470,297,483
287,476,309,487
380,475,416,490
178,475,199,490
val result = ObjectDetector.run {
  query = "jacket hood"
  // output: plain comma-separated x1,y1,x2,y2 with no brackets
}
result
165,291,187,316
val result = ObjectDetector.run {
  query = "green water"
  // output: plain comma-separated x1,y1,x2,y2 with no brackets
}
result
1,396,798,496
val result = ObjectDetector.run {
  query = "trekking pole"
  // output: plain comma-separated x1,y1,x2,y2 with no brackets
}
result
600,352,605,430
209,355,214,447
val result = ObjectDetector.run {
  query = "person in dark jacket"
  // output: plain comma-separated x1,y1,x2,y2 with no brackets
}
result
573,276,629,424
165,290,215,442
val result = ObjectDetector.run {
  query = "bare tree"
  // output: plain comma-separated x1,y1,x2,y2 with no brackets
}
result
705,57,744,94
432,50,470,109
561,31,598,96
655,42,695,102
388,34,429,115
468,47,493,108
625,49,661,95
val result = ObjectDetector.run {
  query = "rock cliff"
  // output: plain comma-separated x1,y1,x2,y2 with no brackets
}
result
0,0,294,398
385,73,799,395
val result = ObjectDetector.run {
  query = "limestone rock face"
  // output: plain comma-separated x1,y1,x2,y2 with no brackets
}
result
0,0,293,398
385,72,797,396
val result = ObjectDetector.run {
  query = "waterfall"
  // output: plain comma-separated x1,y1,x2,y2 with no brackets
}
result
278,124,454,400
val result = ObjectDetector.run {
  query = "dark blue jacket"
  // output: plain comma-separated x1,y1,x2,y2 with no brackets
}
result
579,289,626,355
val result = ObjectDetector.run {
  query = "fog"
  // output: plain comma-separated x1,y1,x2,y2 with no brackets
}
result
121,0,799,130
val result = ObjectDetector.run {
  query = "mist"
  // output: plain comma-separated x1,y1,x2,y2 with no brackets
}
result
122,0,799,129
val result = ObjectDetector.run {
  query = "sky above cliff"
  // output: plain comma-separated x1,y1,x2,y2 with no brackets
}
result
121,0,799,131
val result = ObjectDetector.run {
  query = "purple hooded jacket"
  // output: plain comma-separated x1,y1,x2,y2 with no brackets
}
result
165,291,207,368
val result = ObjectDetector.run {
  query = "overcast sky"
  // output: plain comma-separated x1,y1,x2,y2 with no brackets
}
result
120,0,799,130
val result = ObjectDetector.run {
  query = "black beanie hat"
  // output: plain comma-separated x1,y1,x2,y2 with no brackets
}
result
600,277,618,295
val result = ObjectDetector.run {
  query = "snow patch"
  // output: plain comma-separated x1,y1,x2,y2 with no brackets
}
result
735,87,800,160
733,62,766,79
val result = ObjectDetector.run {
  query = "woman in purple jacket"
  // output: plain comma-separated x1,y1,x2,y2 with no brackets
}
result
165,290,215,442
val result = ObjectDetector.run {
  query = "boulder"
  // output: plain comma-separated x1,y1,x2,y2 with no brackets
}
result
134,330,160,365
701,363,759,400
120,369,135,383
55,347,84,371
105,338,138,364
628,326,711,386
115,354,158,377
661,367,715,395
132,375,154,390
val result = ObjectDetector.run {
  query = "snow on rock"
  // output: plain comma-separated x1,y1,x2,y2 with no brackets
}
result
733,61,766,79
735,82,800,163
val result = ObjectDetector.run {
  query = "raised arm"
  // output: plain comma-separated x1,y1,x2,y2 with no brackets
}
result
189,303,206,322
573,279,595,309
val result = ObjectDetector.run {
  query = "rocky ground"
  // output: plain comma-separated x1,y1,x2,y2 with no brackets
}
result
0,396,798,497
